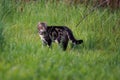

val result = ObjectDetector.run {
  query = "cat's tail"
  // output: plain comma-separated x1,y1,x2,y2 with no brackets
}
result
65,27,83,45
74,40,83,45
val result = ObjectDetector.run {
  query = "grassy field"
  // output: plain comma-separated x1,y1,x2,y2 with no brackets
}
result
0,1,120,80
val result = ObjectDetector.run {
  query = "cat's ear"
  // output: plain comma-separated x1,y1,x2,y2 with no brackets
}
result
37,22,47,30
41,22,47,29
37,22,41,27
43,22,47,28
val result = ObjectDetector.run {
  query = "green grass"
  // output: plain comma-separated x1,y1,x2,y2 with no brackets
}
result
0,1,120,80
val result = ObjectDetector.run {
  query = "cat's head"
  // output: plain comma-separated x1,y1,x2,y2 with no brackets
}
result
37,22,47,35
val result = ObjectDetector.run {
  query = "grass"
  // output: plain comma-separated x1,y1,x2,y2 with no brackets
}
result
0,1,120,80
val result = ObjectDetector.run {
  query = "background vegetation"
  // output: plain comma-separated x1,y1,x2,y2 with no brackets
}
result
0,0,120,80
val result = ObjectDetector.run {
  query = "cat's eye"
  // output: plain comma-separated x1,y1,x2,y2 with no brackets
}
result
39,31,47,35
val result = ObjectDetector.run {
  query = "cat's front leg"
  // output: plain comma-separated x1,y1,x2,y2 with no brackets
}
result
42,40,48,46
47,40,52,48
41,40,52,49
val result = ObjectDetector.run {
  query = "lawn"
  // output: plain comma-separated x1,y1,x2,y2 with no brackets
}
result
0,1,120,80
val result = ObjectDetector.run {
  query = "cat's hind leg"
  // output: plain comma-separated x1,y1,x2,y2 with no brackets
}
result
60,36,69,51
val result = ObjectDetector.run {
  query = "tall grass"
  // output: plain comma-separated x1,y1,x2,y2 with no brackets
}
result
0,1,120,80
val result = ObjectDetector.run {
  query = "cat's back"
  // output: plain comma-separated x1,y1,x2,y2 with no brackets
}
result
47,26,71,32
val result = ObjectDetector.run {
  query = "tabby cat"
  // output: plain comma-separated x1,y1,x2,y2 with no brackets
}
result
37,22,83,50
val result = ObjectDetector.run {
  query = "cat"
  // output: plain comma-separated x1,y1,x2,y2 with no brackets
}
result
37,22,83,50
